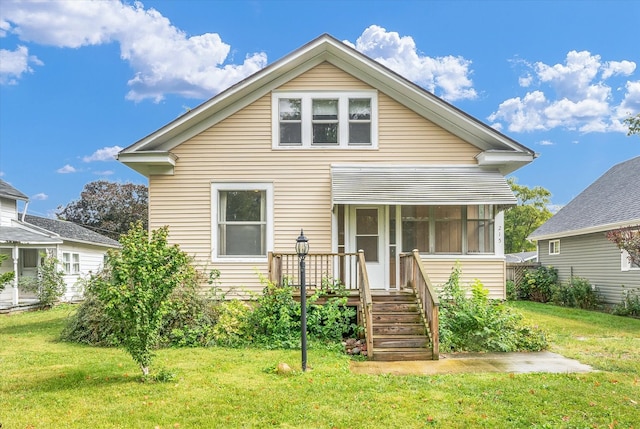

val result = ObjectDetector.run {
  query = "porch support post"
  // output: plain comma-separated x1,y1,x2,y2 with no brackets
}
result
11,246,19,306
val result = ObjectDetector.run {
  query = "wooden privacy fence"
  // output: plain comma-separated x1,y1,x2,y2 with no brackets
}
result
506,263,541,287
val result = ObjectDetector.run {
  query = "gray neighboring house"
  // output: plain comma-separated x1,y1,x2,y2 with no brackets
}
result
0,179,120,308
528,156,640,304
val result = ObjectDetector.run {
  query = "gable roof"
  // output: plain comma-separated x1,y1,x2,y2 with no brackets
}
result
0,179,28,201
529,156,640,240
22,215,120,248
119,34,535,177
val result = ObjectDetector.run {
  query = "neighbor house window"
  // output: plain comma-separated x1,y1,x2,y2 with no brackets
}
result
62,252,80,274
400,205,495,255
549,240,560,255
621,250,640,271
273,91,377,148
212,183,273,261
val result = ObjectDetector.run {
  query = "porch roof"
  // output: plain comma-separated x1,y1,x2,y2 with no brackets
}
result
0,227,62,245
331,165,517,207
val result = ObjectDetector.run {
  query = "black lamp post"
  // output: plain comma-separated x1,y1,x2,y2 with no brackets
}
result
296,229,309,371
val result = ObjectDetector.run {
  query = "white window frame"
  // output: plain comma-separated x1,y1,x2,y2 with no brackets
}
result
62,252,80,275
549,240,560,255
621,250,640,271
272,91,378,149
212,182,274,263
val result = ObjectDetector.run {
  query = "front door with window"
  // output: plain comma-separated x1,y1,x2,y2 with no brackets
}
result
349,206,387,289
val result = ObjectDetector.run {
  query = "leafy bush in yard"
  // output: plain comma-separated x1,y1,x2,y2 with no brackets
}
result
520,265,558,302
19,252,66,308
438,264,547,353
551,277,601,310
211,299,253,347
506,279,517,301
611,286,640,317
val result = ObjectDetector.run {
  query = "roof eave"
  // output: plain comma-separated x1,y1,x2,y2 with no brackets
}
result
117,151,178,177
529,218,640,241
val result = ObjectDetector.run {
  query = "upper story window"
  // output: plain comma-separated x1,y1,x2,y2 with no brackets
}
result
549,240,560,255
273,91,378,149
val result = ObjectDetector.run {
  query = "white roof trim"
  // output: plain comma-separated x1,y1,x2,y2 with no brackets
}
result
331,164,517,207
119,34,535,164
528,219,640,241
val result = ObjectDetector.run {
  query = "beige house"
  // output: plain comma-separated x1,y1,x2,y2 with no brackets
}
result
119,34,535,300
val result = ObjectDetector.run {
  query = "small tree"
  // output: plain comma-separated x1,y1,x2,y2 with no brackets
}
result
606,226,640,268
92,222,195,376
0,253,15,292
19,252,66,308
504,178,553,253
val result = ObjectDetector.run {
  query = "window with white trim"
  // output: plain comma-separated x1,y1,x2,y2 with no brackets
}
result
621,250,640,271
63,252,80,274
212,183,273,261
273,91,377,148
549,240,560,255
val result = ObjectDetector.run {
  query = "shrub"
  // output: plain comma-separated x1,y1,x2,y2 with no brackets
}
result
211,299,252,347
611,286,640,317
520,266,557,302
19,252,66,308
438,264,547,353
60,287,120,346
506,280,517,301
551,277,601,310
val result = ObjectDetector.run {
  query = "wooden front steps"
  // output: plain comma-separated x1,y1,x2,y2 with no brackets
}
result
371,290,433,361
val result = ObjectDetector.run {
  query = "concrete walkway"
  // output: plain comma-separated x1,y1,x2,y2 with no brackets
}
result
351,351,593,375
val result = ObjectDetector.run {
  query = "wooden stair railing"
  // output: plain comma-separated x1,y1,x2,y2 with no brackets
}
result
357,250,374,360
399,249,440,359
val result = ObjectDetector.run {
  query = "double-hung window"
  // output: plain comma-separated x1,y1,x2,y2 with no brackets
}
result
273,91,377,148
63,252,80,274
212,183,273,261
549,240,560,255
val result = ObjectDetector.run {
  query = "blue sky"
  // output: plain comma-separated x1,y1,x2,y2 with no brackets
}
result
1,0,638,218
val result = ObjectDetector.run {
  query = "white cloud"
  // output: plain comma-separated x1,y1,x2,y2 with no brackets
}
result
539,140,554,146
519,74,533,87
83,146,122,162
490,51,639,134
31,192,48,201
93,170,115,176
0,0,267,101
347,25,477,102
56,164,76,174
0,45,42,84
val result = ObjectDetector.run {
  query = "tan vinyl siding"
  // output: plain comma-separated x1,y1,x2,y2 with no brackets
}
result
421,258,506,299
538,233,640,304
149,62,484,294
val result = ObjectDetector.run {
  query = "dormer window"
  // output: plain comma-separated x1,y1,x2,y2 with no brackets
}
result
273,91,377,149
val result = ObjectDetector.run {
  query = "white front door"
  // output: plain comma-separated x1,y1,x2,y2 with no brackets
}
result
349,206,387,289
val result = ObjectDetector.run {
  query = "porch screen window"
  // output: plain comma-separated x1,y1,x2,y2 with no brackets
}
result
22,249,38,268
401,206,430,252
435,206,462,254
279,98,302,145
467,205,495,254
218,190,266,257
312,99,339,145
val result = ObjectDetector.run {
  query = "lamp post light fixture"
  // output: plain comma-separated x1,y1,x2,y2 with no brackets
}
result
296,229,309,371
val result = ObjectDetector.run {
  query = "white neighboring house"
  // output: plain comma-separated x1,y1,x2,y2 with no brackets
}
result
0,179,120,309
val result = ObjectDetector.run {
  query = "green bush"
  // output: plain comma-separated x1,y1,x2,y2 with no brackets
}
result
211,299,252,347
551,277,601,310
520,266,557,302
19,253,66,308
438,264,547,353
506,280,517,301
60,289,120,346
611,286,640,317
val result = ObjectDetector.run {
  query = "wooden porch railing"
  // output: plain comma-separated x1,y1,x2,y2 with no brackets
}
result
268,251,361,290
268,250,374,359
399,249,440,359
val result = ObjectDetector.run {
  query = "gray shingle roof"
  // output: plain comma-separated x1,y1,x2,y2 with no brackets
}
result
23,215,120,248
530,156,640,239
0,226,62,244
0,179,28,201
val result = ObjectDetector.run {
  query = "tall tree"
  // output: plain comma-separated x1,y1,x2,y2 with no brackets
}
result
606,226,640,268
56,180,148,240
504,178,553,254
623,113,640,136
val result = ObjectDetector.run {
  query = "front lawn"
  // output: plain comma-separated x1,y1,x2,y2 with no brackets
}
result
1,302,638,428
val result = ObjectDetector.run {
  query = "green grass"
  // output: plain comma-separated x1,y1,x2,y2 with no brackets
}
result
1,302,639,428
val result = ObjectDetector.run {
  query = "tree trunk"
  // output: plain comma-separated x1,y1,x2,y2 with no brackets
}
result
141,365,149,376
